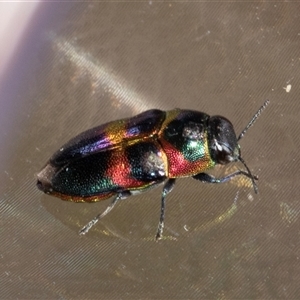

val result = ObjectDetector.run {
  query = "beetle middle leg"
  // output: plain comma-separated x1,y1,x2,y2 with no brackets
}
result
193,170,258,193
155,178,176,241
79,191,131,235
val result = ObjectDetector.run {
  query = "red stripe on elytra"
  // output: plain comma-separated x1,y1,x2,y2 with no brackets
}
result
105,151,144,189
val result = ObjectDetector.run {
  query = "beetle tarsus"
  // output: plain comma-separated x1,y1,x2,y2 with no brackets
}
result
155,222,164,241
79,218,100,235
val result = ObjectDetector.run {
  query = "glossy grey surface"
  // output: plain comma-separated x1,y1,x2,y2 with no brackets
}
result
1,2,299,299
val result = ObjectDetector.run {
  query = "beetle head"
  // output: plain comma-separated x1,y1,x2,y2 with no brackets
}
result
208,116,240,165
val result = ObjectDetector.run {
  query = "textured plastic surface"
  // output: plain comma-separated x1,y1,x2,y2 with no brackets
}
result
1,2,299,299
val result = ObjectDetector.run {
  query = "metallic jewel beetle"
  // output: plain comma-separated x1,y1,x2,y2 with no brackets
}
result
37,100,269,240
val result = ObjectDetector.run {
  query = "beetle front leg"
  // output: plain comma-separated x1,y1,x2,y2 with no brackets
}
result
155,178,176,241
193,170,258,193
79,191,131,235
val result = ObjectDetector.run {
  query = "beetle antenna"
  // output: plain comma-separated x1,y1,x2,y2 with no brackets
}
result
237,100,270,141
238,156,258,194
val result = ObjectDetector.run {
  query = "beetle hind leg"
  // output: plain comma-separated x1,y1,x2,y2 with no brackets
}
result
155,178,176,241
79,191,131,235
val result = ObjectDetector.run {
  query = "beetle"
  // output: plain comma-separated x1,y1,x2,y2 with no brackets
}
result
37,100,269,240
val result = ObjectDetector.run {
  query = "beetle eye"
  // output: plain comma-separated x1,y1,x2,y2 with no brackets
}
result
211,139,235,164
